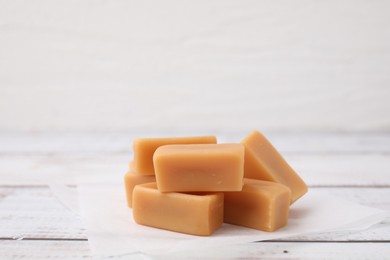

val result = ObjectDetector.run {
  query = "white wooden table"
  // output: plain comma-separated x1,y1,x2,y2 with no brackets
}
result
1,132,390,259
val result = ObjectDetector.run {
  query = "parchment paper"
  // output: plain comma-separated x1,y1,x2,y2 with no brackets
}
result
70,183,389,258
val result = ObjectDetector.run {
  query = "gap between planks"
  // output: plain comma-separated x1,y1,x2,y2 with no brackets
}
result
1,237,390,243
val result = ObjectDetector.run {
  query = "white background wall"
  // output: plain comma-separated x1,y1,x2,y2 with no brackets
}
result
1,0,389,133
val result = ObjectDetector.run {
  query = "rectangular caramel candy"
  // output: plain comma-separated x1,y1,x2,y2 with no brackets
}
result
241,130,308,203
224,178,291,232
124,171,156,208
133,183,223,236
133,136,217,175
153,144,245,192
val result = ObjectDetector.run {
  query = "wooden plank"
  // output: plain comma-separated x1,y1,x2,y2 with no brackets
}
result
1,186,389,241
159,241,390,259
1,153,389,186
1,240,389,259
0,132,389,154
0,240,91,259
0,154,129,185
1,133,389,186
286,153,390,186
265,132,390,154
0,186,86,240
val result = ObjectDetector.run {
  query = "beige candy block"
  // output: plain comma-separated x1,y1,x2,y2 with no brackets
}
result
153,144,245,192
241,130,308,203
133,183,223,236
124,171,156,208
133,136,217,175
224,178,291,232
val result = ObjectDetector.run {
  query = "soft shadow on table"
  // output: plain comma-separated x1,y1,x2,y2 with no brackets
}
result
289,206,311,220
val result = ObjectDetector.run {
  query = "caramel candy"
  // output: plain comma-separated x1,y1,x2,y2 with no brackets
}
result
153,144,245,192
133,136,217,175
133,183,223,236
224,178,291,232
124,171,156,208
241,130,308,203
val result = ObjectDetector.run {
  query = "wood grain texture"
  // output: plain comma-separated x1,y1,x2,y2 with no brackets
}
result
0,240,91,259
1,133,389,186
1,132,390,154
1,240,390,259
155,242,390,259
0,132,389,258
1,186,389,242
0,186,85,240
1,153,389,186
